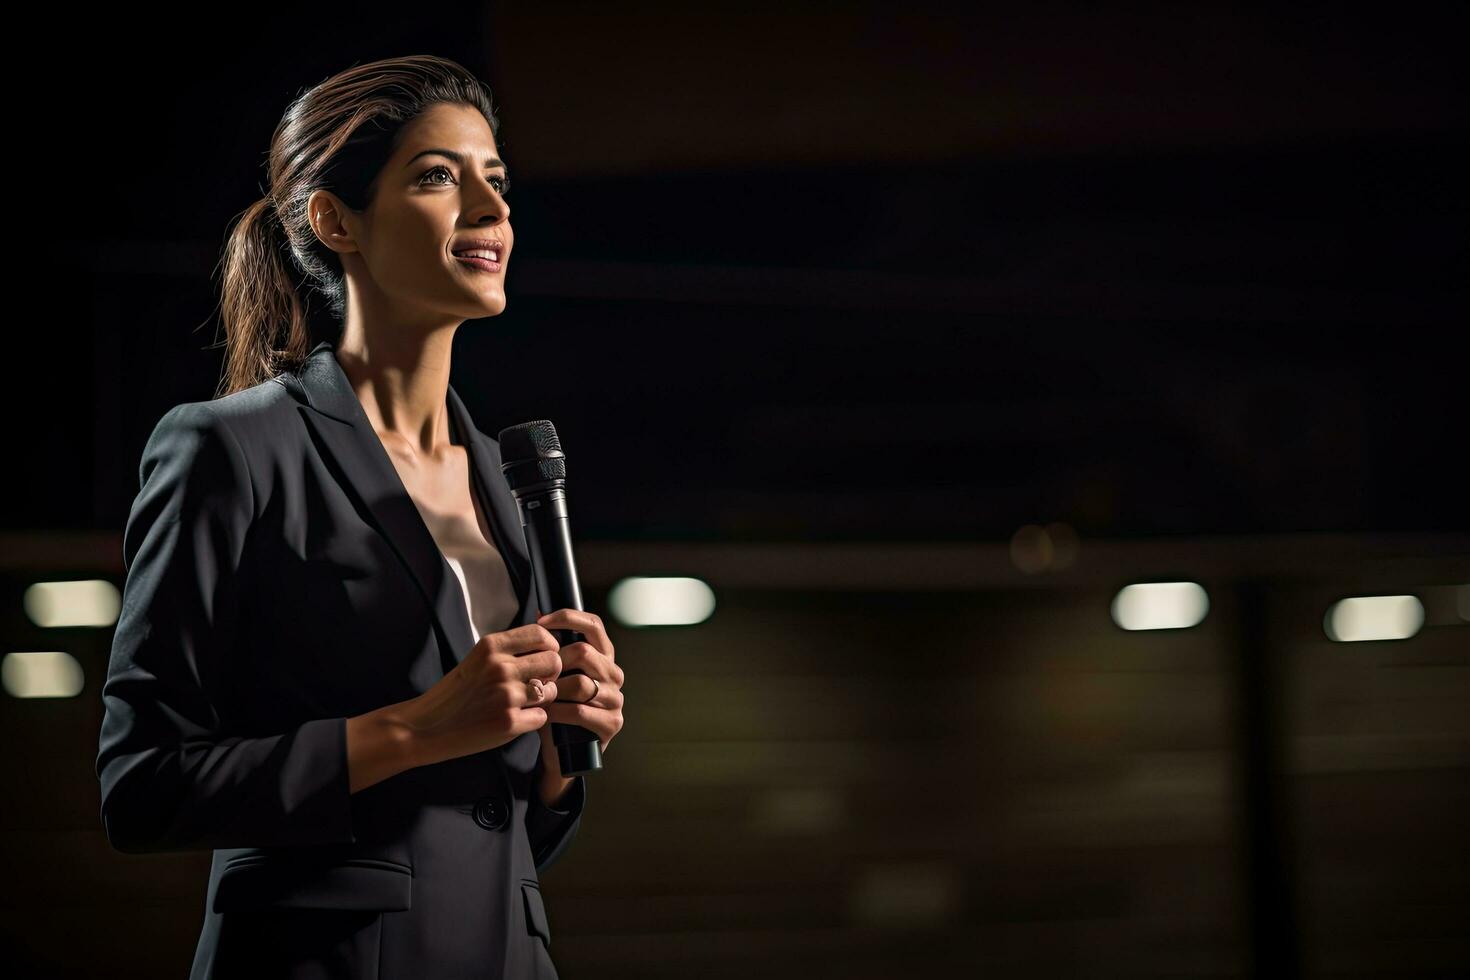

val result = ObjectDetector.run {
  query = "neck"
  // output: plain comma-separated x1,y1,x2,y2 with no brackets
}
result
333,326,458,455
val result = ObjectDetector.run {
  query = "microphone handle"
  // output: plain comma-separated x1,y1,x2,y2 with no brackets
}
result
523,487,604,777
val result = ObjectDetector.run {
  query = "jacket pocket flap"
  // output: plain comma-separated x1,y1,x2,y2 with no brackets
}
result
214,857,413,913
521,880,552,946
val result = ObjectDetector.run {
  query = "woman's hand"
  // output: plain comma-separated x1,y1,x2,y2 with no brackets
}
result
398,624,566,768
534,608,626,755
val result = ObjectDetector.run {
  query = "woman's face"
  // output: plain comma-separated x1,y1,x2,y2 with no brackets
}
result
314,102,513,324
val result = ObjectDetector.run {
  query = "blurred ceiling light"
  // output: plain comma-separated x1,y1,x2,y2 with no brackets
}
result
1111,581,1210,631
2,651,85,698
1010,522,1080,574
1324,595,1424,642
1046,521,1080,570
1010,524,1051,574
24,579,121,628
607,576,716,627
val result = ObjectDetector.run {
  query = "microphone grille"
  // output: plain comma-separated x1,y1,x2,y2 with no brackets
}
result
498,420,567,485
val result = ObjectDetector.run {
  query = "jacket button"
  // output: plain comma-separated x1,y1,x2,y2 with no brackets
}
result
473,795,509,831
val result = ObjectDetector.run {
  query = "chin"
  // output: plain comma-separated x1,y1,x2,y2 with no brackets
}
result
449,283,506,316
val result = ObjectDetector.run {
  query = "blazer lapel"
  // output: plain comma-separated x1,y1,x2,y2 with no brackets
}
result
445,382,536,625
282,340,531,673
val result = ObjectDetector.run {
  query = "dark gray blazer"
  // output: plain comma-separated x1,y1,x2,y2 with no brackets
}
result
96,339,586,979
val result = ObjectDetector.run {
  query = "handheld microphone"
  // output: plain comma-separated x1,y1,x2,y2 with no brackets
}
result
498,420,604,777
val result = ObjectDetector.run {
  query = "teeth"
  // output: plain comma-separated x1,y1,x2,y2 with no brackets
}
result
455,249,499,261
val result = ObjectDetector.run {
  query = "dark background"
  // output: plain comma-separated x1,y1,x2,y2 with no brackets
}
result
4,3,1467,977
17,2,1466,541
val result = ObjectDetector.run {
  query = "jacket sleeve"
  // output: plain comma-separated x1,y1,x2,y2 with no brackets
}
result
96,402,356,854
525,755,587,874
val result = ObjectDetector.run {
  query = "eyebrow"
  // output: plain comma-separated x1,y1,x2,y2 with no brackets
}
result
405,148,508,171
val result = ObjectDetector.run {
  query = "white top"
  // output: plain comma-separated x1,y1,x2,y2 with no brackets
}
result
443,546,519,638
415,484,521,639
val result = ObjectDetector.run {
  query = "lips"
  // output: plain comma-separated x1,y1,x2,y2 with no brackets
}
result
455,254,502,273
451,238,504,262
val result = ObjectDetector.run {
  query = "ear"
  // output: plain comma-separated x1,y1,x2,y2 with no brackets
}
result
305,189,358,255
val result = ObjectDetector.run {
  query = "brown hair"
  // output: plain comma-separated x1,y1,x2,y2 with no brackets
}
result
214,55,502,397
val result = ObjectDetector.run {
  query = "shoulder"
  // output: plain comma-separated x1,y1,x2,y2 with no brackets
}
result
148,375,296,437
130,400,256,543
138,377,297,503
202,374,301,440
154,374,312,476
141,400,245,475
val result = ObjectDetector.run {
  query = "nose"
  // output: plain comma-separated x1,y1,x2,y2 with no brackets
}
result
466,176,509,226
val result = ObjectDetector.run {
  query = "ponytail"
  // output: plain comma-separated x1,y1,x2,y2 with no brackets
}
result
215,195,319,398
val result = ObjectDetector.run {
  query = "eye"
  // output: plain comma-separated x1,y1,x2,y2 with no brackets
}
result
418,165,510,196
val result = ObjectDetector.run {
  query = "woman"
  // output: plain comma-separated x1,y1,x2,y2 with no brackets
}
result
95,55,625,979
